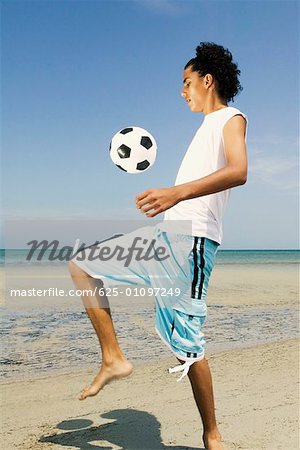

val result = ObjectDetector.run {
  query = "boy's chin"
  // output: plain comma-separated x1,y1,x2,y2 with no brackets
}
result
187,102,202,112
189,105,200,113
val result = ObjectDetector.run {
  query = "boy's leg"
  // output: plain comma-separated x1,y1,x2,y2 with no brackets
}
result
68,261,133,400
180,356,224,449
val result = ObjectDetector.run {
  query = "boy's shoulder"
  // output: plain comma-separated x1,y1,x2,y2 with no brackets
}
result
203,106,247,124
219,106,247,117
214,106,248,128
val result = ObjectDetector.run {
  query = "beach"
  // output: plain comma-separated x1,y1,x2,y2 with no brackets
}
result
1,262,299,449
1,339,299,450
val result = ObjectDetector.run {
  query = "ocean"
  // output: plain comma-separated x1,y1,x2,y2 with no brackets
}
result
1,248,300,266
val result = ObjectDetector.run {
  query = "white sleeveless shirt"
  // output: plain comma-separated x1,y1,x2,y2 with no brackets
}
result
161,106,248,245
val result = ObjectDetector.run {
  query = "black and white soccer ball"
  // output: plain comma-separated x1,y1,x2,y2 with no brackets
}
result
109,126,157,174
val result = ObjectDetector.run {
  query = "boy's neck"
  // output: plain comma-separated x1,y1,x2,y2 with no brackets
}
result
202,99,228,116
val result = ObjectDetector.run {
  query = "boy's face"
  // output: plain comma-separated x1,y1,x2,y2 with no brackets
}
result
181,65,207,112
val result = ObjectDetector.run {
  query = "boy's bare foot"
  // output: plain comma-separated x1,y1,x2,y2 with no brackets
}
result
79,359,133,400
203,431,225,450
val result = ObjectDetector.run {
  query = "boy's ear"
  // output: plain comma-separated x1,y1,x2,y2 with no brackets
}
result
204,74,213,86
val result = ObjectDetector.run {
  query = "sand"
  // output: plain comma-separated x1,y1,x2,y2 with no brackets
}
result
1,264,299,449
1,339,299,450
3,263,299,310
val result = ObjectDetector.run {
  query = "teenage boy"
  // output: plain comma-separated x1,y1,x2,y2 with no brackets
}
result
69,42,248,450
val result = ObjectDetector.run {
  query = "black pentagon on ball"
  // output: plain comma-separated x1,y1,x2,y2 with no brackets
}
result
136,160,150,171
117,144,131,158
116,164,127,172
120,128,133,135
140,136,153,149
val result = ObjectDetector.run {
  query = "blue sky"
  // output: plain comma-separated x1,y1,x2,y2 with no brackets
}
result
2,0,299,249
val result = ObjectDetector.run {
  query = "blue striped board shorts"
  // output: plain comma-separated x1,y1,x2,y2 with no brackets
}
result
71,222,219,381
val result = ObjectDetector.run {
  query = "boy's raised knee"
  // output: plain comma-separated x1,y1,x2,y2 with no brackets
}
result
68,260,88,278
68,260,77,275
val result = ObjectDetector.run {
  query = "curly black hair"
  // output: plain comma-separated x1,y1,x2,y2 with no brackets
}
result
185,42,243,103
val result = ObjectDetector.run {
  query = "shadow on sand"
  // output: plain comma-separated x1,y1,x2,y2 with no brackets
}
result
39,408,204,449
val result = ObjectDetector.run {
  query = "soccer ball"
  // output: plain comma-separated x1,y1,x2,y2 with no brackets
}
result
109,126,157,174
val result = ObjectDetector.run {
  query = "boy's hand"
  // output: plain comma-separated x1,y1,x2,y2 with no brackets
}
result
136,187,181,218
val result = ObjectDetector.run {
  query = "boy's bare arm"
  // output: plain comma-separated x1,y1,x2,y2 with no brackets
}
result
136,115,247,218
176,115,247,199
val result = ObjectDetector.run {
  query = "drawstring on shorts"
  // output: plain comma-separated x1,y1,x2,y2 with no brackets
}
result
168,359,196,382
